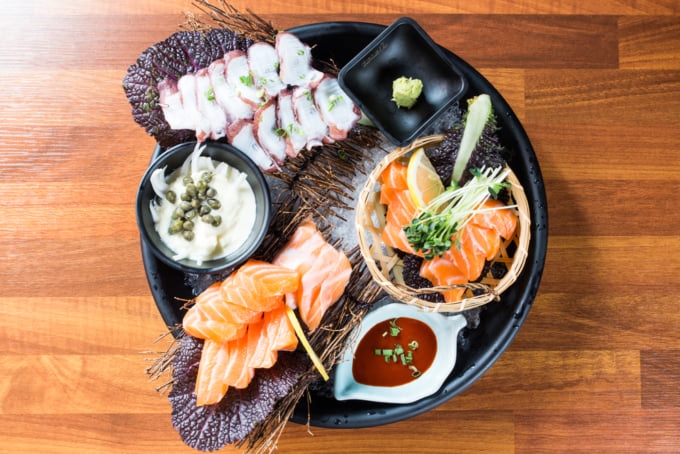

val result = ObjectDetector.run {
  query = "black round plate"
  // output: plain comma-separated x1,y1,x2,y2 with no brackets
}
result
140,21,548,429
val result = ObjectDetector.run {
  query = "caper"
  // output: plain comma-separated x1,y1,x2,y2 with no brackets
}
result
169,219,184,234
207,199,221,209
191,198,201,209
182,220,194,230
206,187,217,198
201,171,213,183
172,207,184,219
185,183,197,197
212,215,222,227
199,205,211,216
196,179,207,191
182,176,194,186
180,192,192,202
184,209,197,219
165,190,177,203
201,214,214,224
182,230,195,241
180,201,192,211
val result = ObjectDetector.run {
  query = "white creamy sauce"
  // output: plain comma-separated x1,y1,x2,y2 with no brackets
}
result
150,146,257,265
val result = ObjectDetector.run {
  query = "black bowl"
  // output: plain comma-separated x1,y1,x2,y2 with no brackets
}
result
339,17,467,146
136,141,271,274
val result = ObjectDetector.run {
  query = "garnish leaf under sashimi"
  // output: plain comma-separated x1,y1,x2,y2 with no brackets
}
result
122,28,254,147
169,335,308,452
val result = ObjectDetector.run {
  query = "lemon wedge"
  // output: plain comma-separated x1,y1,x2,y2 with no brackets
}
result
406,147,445,208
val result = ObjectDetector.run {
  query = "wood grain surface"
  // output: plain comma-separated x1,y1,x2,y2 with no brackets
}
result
1,0,679,452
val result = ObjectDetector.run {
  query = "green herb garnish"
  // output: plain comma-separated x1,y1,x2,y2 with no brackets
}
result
328,94,343,111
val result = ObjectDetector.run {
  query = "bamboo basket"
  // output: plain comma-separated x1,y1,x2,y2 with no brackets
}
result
355,134,531,313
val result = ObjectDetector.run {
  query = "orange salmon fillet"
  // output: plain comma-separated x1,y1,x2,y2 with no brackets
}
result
183,283,253,343
419,253,467,303
194,338,231,406
221,259,300,312
245,316,277,369
194,336,255,407
470,199,518,240
378,161,421,255
264,304,298,353
273,216,352,332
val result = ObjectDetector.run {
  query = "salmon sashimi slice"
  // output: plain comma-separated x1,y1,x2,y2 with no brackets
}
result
273,216,352,332
384,189,418,227
246,316,277,369
379,160,409,191
470,199,518,240
220,259,300,312
379,162,421,255
419,252,467,303
264,304,298,353
194,338,231,406
381,220,419,256
292,242,352,332
220,334,254,390
195,336,256,406
444,241,485,282
465,222,501,261
271,220,327,272
183,283,253,343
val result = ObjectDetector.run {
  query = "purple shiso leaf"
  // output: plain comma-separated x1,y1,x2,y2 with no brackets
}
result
168,335,308,452
122,29,254,148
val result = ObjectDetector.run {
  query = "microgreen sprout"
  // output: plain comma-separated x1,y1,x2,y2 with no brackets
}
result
404,165,514,259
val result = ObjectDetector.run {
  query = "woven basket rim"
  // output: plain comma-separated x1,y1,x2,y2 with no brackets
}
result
355,134,531,313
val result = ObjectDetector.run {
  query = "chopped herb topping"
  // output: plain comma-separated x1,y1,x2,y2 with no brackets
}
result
373,318,421,377
328,94,343,111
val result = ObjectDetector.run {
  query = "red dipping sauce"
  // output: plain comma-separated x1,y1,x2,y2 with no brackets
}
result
352,317,437,387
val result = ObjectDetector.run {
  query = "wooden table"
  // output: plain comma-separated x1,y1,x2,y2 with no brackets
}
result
2,0,679,452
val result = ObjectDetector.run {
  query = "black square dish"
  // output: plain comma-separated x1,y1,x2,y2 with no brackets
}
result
338,17,467,146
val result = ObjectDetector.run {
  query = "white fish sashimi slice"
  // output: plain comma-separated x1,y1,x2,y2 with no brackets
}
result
276,32,324,88
224,50,267,108
248,42,286,98
227,119,277,171
253,100,287,165
158,78,195,131
293,86,329,150
276,89,307,157
208,58,254,124
177,73,212,142
314,76,361,141
195,68,227,141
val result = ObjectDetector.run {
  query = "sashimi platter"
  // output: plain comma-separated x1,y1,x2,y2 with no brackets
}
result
125,3,547,453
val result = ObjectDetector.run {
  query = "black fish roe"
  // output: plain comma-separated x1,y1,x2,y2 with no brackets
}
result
426,124,506,186
425,126,461,187
401,255,445,303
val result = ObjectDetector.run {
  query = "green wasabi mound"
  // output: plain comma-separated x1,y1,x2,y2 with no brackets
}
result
391,76,423,109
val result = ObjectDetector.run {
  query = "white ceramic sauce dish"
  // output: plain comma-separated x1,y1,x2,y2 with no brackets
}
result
334,300,467,404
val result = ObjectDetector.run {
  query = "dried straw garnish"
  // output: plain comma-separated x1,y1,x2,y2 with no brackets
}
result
182,0,278,42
